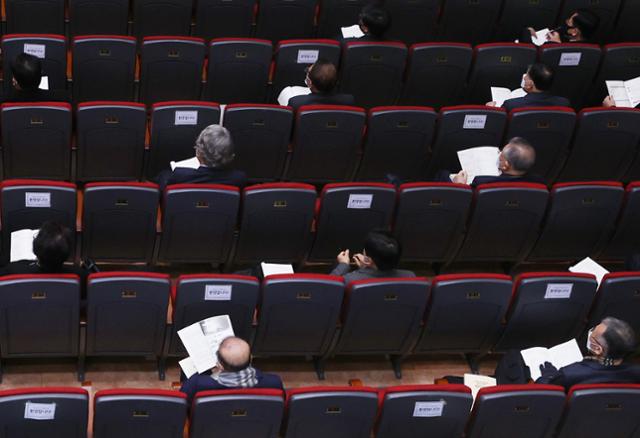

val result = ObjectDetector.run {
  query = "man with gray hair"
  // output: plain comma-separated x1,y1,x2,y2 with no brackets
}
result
156,124,246,190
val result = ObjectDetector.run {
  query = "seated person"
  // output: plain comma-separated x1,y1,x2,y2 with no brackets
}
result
524,9,599,44
487,63,570,111
349,4,391,42
180,336,283,404
284,59,355,110
3,53,68,103
602,95,639,108
156,124,247,191
330,230,415,283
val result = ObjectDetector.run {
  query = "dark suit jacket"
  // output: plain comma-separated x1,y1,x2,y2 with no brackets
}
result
471,173,546,186
180,369,284,405
0,260,89,298
156,166,247,191
289,92,356,110
536,359,640,391
330,263,416,284
503,92,570,112
1,88,70,103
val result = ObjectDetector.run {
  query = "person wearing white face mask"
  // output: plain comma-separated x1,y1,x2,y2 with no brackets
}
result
284,59,355,110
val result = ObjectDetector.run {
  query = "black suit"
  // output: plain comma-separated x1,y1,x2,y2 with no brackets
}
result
156,166,247,191
503,92,570,112
288,92,356,110
2,88,70,103
471,173,546,186
536,359,640,391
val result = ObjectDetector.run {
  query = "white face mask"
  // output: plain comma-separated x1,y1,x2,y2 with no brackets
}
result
586,328,596,354
520,74,527,89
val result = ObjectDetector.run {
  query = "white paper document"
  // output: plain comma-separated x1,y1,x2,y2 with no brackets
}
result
606,76,640,108
178,315,235,377
464,373,496,400
531,28,550,46
24,402,55,420
491,87,527,107
456,146,500,184
170,156,200,171
39,76,49,90
341,24,365,39
520,338,583,381
10,229,38,262
569,257,609,286
277,86,312,106
261,262,294,277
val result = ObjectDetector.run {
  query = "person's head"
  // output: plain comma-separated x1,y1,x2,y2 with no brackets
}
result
499,137,536,175
587,317,637,361
363,230,401,271
10,53,42,90
625,253,640,271
358,4,391,38
565,9,600,41
522,63,554,93
33,221,73,270
216,337,251,372
194,124,235,168
305,59,338,93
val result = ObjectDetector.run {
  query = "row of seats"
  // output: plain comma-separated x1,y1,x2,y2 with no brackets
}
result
4,102,640,185
1,180,637,265
7,35,640,107
3,0,639,44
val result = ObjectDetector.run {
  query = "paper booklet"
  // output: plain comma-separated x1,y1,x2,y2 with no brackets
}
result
454,146,501,184
491,86,527,107
520,338,583,381
606,76,640,108
39,76,49,90
178,314,235,378
10,229,38,262
170,156,200,171
341,24,365,39
260,262,294,277
277,86,312,106
569,257,609,286
464,373,497,400
531,28,550,46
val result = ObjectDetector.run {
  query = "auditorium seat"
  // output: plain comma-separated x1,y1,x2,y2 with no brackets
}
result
339,42,408,108
5,0,64,34
76,102,147,181
140,37,206,105
69,0,129,35
495,272,598,351
223,104,294,181
190,389,285,438
375,385,473,438
205,38,273,104
413,274,512,356
527,182,625,262
234,183,316,264
316,0,367,38
598,182,640,260
587,272,640,336
93,389,188,438
494,0,561,41
81,182,160,263
84,272,170,379
394,182,473,263
158,184,240,264
384,0,440,45
0,387,88,437
454,183,549,262
399,43,473,108
465,43,537,104
254,0,317,42
193,0,256,40
168,274,259,355
284,387,378,438
438,0,502,44
556,384,640,438
323,277,430,378
506,107,576,183
613,1,640,42
556,108,640,181
285,105,366,183
72,36,137,102
559,0,622,43
589,43,640,106
146,101,221,179
308,183,395,262
356,106,437,181
1,102,72,180
464,385,566,438
133,0,192,38
426,105,507,176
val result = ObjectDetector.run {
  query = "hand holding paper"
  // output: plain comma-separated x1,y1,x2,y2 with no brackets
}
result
456,146,500,184
178,315,235,377
277,86,312,106
521,338,583,381
490,87,527,107
341,24,365,39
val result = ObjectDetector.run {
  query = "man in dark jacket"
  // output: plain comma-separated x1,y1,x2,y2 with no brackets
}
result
287,59,355,109
3,53,68,102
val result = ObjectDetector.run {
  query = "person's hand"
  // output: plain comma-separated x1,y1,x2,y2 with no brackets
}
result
353,253,373,268
527,27,536,37
546,30,562,43
336,249,350,264
452,170,468,184
539,362,558,377
603,95,615,107
486,101,497,107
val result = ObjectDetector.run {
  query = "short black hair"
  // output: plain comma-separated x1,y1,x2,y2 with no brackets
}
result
359,4,391,38
504,137,536,172
10,53,42,90
364,229,401,271
33,221,72,270
527,63,554,91
308,58,338,93
601,317,637,360
572,9,600,40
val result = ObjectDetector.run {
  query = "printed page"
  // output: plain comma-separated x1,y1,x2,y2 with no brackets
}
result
199,314,235,358
170,156,201,171
341,24,365,39
464,374,497,400
10,229,38,262
532,28,550,46
177,323,217,374
39,76,49,90
508,88,527,101
520,346,551,381
179,356,198,379
569,257,609,286
549,339,583,371
457,146,500,184
624,76,640,108
277,86,312,106
491,87,512,107
606,80,632,108
261,262,295,277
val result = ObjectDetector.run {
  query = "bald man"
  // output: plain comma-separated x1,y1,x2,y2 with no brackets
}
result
286,59,355,110
180,336,283,404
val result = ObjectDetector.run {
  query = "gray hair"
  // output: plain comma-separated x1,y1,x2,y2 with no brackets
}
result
601,317,637,360
194,124,235,168
503,137,536,172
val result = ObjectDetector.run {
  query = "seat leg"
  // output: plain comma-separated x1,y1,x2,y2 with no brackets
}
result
464,353,481,374
391,355,403,379
158,356,167,381
77,358,86,383
313,357,326,380
0,358,4,384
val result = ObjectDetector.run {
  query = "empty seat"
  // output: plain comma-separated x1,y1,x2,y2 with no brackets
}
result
399,43,473,108
76,102,147,181
339,42,408,108
146,101,221,179
356,106,437,181
438,0,503,44
222,104,294,181
81,182,160,263
284,387,379,438
205,39,273,104
190,389,285,438
316,0,368,38
465,43,538,104
285,105,366,183
308,183,396,262
455,183,549,262
426,106,507,176
494,0,562,41
69,0,129,36
394,182,473,263
413,274,513,355
1,102,72,180
376,385,473,438
559,0,623,43
589,44,640,106
140,37,206,105
5,0,64,34
495,272,598,351
133,0,193,38
587,272,640,335
93,389,187,438
527,182,625,262
464,385,566,438
384,0,440,45
254,0,317,42
506,107,576,183
613,1,640,42
234,183,316,264
158,184,240,263
194,0,256,40
0,387,88,437
598,182,640,259
168,274,259,355
72,36,137,102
